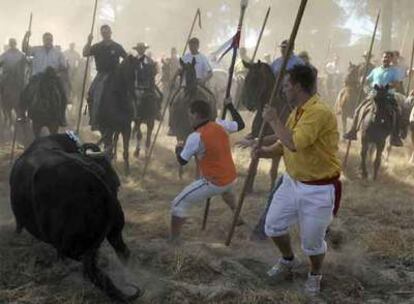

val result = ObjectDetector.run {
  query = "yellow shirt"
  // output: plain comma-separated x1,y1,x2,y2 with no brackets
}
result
283,94,341,181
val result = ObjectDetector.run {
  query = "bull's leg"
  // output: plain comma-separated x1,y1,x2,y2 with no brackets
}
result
145,120,154,159
83,250,142,302
113,132,119,161
134,120,143,159
374,142,385,180
360,137,369,179
122,126,131,176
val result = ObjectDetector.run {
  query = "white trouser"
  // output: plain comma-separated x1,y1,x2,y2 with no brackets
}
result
171,178,235,218
265,174,335,256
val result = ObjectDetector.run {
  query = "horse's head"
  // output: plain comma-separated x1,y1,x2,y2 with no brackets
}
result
180,58,197,90
372,84,395,127
241,60,275,111
344,62,359,86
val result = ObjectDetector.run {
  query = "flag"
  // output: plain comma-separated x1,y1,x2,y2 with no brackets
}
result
210,30,241,62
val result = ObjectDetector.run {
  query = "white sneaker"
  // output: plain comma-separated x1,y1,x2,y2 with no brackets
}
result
305,273,322,296
267,257,300,279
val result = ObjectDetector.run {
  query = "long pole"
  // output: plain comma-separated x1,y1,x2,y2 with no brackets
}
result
10,12,33,165
406,38,414,95
343,10,381,168
76,0,99,134
251,7,271,63
202,0,249,231
141,9,202,180
225,0,309,247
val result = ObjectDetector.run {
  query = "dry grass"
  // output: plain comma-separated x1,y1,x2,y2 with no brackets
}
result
0,115,414,303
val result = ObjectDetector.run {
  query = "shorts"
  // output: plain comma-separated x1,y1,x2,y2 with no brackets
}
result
265,174,335,256
171,178,235,218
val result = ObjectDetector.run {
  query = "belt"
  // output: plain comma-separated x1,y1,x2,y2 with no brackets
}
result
301,175,342,216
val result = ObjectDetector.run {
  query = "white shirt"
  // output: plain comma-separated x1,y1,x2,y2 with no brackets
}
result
182,53,212,80
180,119,238,161
325,61,339,75
28,46,66,76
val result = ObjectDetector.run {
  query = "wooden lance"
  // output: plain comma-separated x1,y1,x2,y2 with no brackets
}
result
202,0,250,231
76,0,99,134
225,0,309,246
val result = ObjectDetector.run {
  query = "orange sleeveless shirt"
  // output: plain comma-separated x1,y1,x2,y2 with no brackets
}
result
197,122,237,186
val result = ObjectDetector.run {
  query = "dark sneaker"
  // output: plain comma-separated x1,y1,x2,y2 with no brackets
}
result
343,130,357,141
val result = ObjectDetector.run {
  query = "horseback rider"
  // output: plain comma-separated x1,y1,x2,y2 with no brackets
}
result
131,42,162,120
168,37,213,135
20,31,68,130
0,38,26,104
83,24,127,132
271,40,304,79
178,37,213,86
344,51,403,146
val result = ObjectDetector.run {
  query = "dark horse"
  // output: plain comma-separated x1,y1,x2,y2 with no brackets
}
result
170,58,217,178
128,56,163,159
240,60,291,192
360,85,395,180
97,56,135,175
19,67,67,138
335,62,360,136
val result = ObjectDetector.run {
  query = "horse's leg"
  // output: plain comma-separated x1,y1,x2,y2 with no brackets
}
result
269,155,281,191
113,132,119,161
410,125,414,163
360,136,369,179
102,128,114,159
342,113,347,138
122,125,131,176
134,120,142,159
374,141,385,180
145,119,154,159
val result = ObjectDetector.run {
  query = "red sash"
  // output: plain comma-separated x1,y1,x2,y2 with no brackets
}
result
301,175,342,216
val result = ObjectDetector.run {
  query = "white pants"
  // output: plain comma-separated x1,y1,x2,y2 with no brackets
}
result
171,178,235,218
265,174,335,256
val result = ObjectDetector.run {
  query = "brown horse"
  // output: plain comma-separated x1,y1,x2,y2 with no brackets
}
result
335,62,360,136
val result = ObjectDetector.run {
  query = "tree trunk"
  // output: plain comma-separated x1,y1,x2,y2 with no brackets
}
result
381,0,393,51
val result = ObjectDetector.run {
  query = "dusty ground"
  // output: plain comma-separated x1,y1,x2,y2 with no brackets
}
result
0,113,414,304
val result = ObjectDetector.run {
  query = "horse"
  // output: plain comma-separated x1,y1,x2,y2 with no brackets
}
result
19,67,67,138
127,56,163,159
360,85,396,180
169,58,217,178
239,60,291,192
96,56,135,175
335,62,360,136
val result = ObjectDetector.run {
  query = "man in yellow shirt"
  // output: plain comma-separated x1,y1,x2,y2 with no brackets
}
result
257,65,342,296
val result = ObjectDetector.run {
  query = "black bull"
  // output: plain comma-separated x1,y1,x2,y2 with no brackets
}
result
9,134,142,302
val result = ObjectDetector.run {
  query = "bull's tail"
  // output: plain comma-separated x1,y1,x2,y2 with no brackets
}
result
82,250,142,303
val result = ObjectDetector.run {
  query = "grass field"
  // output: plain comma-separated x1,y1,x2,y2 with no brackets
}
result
0,114,413,304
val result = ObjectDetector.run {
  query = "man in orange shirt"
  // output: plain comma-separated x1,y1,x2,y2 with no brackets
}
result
171,98,245,241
